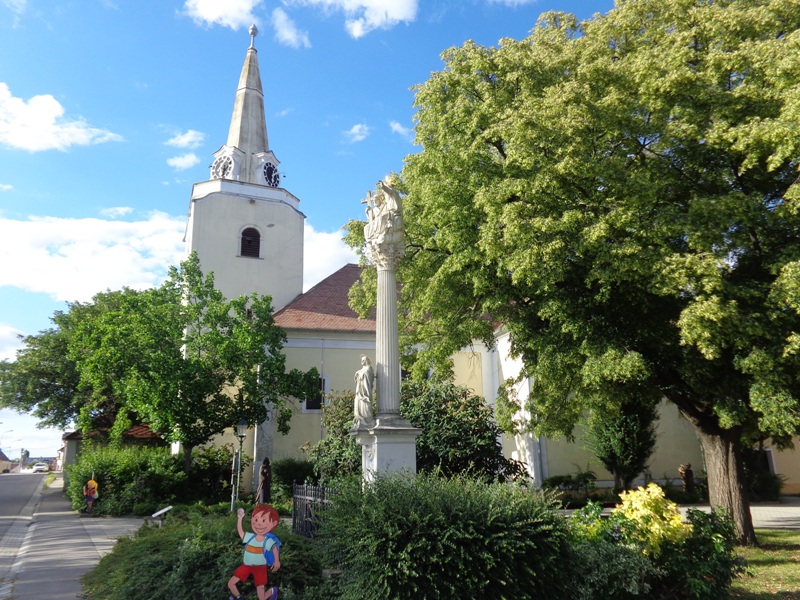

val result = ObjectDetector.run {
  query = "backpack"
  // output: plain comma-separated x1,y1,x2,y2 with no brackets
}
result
264,532,281,565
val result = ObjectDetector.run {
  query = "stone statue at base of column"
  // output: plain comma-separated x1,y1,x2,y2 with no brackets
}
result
353,355,375,429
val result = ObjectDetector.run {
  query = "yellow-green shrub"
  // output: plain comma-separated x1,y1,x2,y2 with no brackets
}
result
613,482,690,555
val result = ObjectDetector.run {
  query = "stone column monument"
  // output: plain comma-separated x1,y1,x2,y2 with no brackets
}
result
350,180,420,482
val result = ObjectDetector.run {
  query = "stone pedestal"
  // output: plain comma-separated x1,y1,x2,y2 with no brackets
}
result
353,419,421,482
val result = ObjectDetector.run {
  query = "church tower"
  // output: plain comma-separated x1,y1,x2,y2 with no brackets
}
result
185,25,304,311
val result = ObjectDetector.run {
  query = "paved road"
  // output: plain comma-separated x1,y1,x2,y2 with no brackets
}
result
0,473,143,600
0,473,44,542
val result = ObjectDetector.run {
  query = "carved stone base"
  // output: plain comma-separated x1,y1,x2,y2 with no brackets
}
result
351,418,422,483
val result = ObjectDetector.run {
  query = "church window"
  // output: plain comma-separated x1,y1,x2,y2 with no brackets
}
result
304,377,327,412
240,227,261,258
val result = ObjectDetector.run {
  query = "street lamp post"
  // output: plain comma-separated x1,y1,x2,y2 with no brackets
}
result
0,429,13,449
234,419,248,504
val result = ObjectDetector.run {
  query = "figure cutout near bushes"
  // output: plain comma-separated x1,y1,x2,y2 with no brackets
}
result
228,505,281,600
83,479,98,513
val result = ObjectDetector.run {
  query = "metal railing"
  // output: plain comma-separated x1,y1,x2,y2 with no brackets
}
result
292,482,334,538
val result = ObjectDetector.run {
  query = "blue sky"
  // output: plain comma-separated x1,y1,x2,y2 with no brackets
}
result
0,0,612,459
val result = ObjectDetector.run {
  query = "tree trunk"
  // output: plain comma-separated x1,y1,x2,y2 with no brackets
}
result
182,444,194,474
696,429,758,545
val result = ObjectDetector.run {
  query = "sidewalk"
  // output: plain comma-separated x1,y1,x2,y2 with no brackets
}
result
0,474,143,600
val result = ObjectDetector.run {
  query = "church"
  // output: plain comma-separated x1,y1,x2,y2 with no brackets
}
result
188,27,800,495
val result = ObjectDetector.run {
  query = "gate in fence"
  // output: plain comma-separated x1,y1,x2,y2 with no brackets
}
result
292,482,334,538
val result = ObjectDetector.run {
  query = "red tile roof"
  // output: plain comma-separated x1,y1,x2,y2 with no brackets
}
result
274,264,376,333
62,423,163,441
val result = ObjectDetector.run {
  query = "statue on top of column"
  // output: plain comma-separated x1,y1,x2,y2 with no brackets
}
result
363,179,403,247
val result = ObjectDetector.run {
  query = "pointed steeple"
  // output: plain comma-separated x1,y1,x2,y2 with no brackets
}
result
210,24,281,186
227,24,269,155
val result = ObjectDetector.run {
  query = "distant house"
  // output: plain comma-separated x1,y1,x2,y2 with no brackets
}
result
0,448,15,473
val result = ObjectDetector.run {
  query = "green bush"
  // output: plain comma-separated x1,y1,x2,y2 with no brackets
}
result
66,445,234,515
656,508,748,600
569,485,746,599
401,381,527,482
316,472,571,600
82,510,323,600
272,457,317,494
568,537,657,600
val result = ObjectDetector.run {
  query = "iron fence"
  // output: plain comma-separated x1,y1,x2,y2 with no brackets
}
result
292,482,334,538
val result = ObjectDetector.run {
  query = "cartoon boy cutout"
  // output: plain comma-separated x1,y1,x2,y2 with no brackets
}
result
83,479,98,512
228,505,281,600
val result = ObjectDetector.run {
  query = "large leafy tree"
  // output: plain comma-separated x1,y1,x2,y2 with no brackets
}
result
348,0,800,544
71,252,318,469
0,290,133,431
2,253,318,470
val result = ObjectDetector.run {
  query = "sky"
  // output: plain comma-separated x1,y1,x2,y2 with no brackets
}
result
0,0,614,460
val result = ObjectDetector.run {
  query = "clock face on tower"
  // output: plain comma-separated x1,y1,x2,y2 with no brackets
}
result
211,156,233,179
263,161,280,187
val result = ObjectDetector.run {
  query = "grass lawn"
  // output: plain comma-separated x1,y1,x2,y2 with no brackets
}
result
731,530,800,599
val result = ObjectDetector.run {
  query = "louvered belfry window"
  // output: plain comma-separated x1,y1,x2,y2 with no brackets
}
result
241,227,260,258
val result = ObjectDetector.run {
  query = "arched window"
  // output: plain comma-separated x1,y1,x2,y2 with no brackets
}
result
240,227,261,258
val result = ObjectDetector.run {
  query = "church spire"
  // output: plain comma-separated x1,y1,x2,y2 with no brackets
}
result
227,24,269,157
209,24,281,186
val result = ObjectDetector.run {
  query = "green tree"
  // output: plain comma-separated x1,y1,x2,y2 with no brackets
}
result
347,0,800,543
71,252,319,469
0,290,133,432
585,400,659,491
308,380,523,482
306,391,363,481
2,254,318,471
402,380,524,481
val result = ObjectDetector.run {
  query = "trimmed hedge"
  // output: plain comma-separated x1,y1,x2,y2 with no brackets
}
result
82,509,324,600
66,445,233,515
317,473,572,600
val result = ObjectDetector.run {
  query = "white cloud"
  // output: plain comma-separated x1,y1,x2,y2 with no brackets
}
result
165,129,205,149
167,153,201,170
389,120,413,141
302,222,358,291
289,0,417,38
99,206,134,218
0,83,123,152
272,7,311,48
344,123,370,143
182,0,263,30
0,211,356,305
0,212,187,303
0,323,24,361
0,183,12,192
2,0,27,14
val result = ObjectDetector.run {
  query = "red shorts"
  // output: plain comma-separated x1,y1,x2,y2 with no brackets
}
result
232,564,268,587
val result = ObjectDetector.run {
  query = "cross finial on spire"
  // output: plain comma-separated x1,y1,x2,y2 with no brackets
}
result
249,23,258,49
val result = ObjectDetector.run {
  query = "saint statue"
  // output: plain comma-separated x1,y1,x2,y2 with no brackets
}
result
353,355,375,428
363,180,403,247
